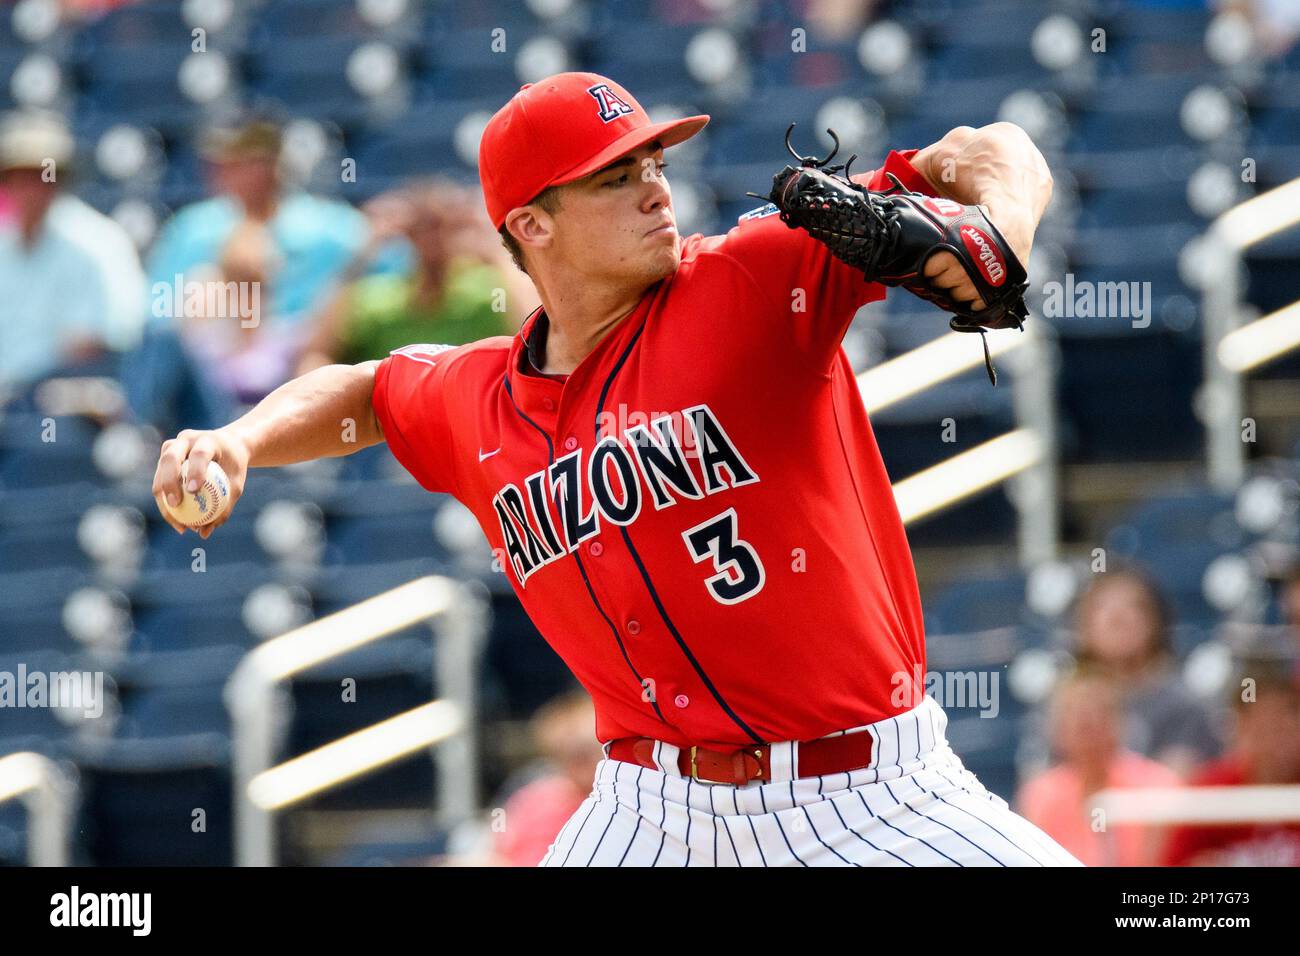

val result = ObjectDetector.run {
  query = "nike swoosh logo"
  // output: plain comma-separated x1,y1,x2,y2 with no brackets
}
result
478,448,501,462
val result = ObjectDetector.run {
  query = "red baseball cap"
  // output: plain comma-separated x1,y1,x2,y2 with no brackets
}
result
479,72,709,230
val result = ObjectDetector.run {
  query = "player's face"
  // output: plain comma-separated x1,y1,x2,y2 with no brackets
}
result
552,140,679,285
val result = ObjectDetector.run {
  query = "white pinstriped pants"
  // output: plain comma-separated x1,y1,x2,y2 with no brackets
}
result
539,695,1083,867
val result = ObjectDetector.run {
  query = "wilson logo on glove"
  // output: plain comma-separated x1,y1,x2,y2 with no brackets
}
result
959,226,1006,286
923,197,965,219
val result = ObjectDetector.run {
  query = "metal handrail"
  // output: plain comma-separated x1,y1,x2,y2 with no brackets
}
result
1202,176,1300,491
224,575,486,866
0,751,76,866
859,317,1059,566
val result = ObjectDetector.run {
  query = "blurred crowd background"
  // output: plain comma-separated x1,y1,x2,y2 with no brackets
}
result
1,0,1299,867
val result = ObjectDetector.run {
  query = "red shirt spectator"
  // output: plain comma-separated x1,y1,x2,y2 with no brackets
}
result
1162,669,1300,866
1162,756,1300,866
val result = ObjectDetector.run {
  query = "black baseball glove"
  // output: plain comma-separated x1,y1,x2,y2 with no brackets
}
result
750,124,1030,384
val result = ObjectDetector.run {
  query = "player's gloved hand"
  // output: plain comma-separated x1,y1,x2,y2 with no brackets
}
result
751,124,1030,384
151,428,249,538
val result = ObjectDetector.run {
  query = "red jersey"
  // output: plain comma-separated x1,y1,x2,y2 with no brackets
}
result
372,149,933,748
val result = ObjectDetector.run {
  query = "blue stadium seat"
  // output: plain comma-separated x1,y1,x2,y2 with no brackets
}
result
71,738,232,865
142,516,268,571
0,442,98,490
75,0,189,47
891,80,1018,136
871,378,1017,478
1107,488,1241,552
110,643,244,689
929,42,1046,85
253,0,367,40
1251,105,1300,147
309,557,449,607
250,73,369,121
419,63,534,102
1105,489,1243,625
1078,184,1197,229
78,38,190,85
287,663,435,810
130,604,257,653
1107,5,1212,43
0,567,95,618
481,589,576,719
0,606,81,654
0,523,89,573
325,511,450,564
0,801,27,867
117,683,229,738
323,831,451,865
1070,108,1193,154
247,33,379,78
926,1,1043,46
0,691,71,747
349,125,461,180
924,574,1028,635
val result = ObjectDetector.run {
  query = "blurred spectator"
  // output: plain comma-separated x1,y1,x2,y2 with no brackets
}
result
59,0,141,19
1162,667,1300,865
0,110,144,402
297,180,534,374
1070,568,1222,776
1016,671,1182,866
1279,562,1300,631
123,112,367,432
149,113,366,325
488,691,603,867
1220,0,1300,59
176,219,301,405
803,0,882,41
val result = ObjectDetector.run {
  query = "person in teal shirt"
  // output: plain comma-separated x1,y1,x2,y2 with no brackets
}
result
145,115,367,330
124,114,369,431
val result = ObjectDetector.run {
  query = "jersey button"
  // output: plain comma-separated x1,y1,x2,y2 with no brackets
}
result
673,694,689,709
543,397,556,411
564,436,578,451
589,541,603,557
625,618,640,635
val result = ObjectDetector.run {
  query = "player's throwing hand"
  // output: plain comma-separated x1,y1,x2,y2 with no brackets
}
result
151,429,250,539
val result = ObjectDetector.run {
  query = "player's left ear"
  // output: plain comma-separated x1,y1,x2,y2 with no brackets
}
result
504,206,556,252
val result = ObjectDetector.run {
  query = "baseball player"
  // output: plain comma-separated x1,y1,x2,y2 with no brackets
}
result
153,72,1080,866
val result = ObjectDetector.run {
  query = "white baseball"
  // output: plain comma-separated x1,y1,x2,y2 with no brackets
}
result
167,459,231,528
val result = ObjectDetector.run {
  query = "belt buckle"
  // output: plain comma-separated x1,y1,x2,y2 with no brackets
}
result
689,745,765,785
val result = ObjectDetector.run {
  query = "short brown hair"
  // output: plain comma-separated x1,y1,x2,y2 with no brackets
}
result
497,184,565,277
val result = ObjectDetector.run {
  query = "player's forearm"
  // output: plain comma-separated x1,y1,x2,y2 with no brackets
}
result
219,361,384,468
915,122,1053,260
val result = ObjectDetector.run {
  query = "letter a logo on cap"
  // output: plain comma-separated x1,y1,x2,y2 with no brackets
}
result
588,83,636,123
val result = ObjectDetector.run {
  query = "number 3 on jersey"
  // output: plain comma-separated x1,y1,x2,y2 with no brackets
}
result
681,507,766,605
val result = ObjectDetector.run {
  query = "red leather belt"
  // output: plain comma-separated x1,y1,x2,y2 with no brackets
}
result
607,731,875,785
